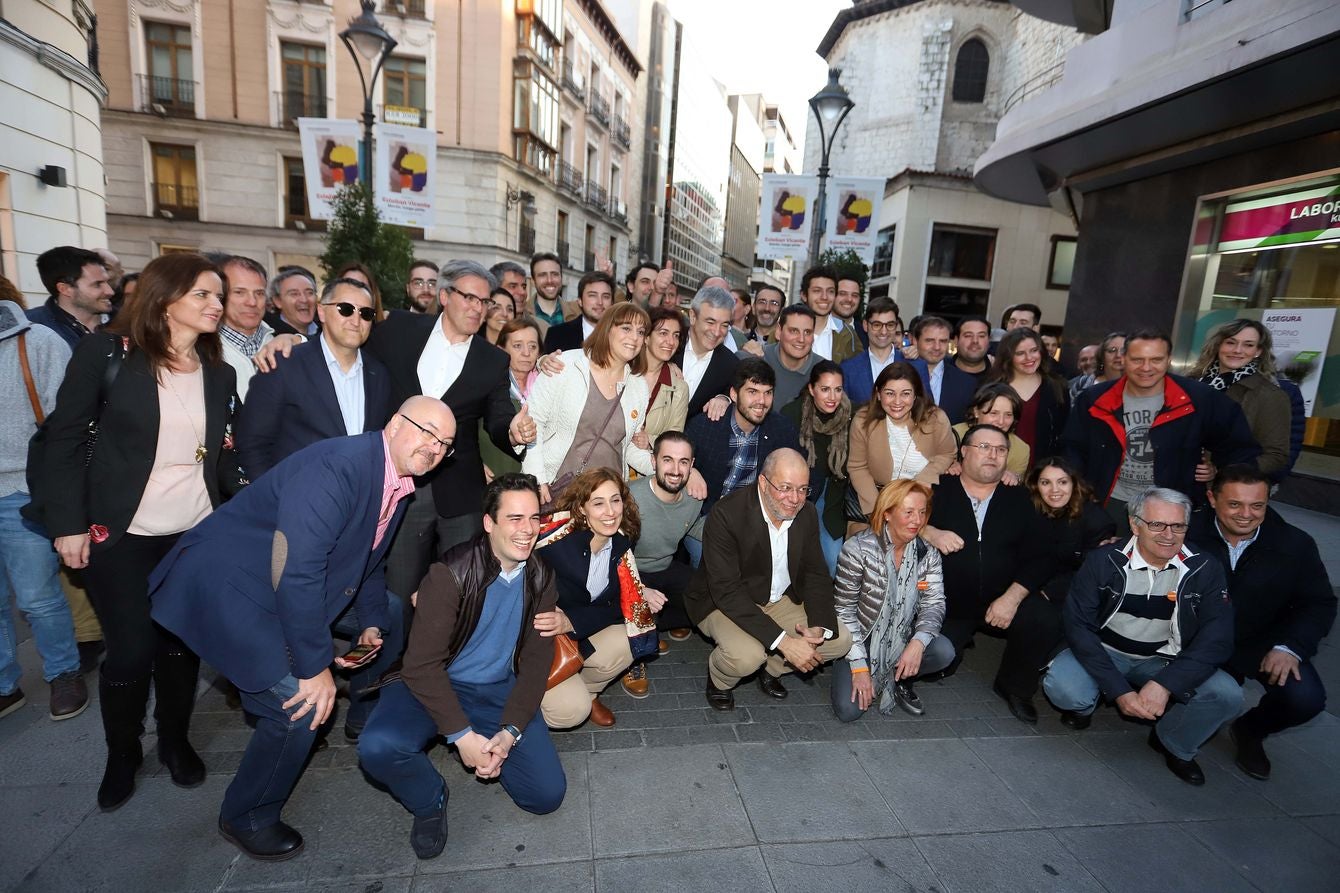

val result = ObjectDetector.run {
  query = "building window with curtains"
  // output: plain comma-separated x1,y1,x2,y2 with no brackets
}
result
143,21,194,113
513,59,560,176
151,143,199,221
952,38,989,103
280,42,326,122
383,57,427,126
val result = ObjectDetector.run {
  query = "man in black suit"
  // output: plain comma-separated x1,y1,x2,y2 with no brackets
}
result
238,277,392,480
253,260,531,613
542,270,613,354
264,266,321,338
674,285,739,419
908,316,977,424
684,448,851,710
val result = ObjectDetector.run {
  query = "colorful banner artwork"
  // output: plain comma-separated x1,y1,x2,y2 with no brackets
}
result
1260,308,1336,416
373,123,435,228
757,174,818,260
1217,183,1340,252
296,117,363,220
823,176,885,265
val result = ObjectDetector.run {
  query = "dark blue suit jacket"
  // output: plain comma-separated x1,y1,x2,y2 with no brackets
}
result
684,410,802,517
840,349,904,407
149,432,405,692
909,358,978,424
237,339,392,481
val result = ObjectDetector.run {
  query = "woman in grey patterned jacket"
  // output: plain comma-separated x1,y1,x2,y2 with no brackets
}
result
830,479,957,720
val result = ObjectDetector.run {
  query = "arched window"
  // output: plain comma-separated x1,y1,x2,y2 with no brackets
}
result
952,38,989,103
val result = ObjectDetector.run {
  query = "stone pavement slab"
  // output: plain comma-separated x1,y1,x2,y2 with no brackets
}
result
913,828,1107,892
761,838,944,893
1052,823,1260,893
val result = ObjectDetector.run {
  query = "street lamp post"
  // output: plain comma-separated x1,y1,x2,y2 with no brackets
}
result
339,0,397,187
807,68,855,264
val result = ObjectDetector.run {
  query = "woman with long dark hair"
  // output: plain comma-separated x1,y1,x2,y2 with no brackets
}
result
781,360,852,573
1189,319,1291,478
41,253,247,810
1025,457,1116,605
986,328,1069,460
947,383,1030,485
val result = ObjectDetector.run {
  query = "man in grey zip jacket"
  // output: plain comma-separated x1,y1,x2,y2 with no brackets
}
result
1043,487,1241,785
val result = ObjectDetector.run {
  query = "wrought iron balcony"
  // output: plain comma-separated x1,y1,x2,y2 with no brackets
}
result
612,115,631,150
557,161,583,195
561,58,585,100
588,92,609,128
153,182,199,220
520,224,536,257
274,90,327,128
556,239,570,268
138,74,195,116
584,251,596,272
609,198,628,227
381,0,426,17
586,182,608,211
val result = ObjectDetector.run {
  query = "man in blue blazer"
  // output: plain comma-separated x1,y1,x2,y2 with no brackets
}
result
908,316,977,424
150,397,457,861
237,277,392,479
840,297,904,406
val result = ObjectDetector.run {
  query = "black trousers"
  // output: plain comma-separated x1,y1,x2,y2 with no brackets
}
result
941,592,1062,699
641,560,693,631
1236,660,1328,738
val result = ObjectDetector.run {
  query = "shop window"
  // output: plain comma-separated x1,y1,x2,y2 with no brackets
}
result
952,39,989,103
1047,236,1076,289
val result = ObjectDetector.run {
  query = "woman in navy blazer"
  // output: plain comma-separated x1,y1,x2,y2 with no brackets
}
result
39,253,247,811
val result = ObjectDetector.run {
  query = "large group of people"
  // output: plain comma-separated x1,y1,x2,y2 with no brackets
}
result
0,246,1334,867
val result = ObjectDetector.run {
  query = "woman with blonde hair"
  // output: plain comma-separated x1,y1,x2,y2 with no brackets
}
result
830,478,956,720
1189,319,1291,478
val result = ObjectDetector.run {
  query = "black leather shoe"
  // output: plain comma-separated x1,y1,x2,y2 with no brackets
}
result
97,745,143,811
410,796,449,860
758,672,788,700
1230,719,1271,780
992,681,1038,725
1148,730,1206,786
343,724,362,743
1060,710,1092,730
705,679,735,711
219,818,306,861
158,738,206,788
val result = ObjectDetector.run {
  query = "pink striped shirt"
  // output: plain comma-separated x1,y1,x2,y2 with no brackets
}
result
375,434,416,549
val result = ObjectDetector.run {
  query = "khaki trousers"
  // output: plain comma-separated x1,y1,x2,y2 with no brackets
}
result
698,598,852,691
60,567,102,642
541,624,633,729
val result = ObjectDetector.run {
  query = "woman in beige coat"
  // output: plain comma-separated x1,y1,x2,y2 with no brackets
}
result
1189,318,1291,479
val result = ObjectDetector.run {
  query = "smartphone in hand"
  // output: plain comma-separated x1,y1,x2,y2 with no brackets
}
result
338,643,381,668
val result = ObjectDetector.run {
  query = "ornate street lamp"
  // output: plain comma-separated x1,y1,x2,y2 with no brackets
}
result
807,68,855,262
339,0,398,187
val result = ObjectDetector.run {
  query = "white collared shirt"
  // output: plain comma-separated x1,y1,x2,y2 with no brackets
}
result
587,539,613,601
758,490,795,605
812,316,838,360
868,347,897,383
417,320,472,398
682,339,713,399
320,335,365,436
498,560,526,584
581,317,596,342
927,360,944,404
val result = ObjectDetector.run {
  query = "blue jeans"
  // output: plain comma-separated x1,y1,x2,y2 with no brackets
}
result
813,486,843,577
683,535,703,569
0,491,79,693
221,674,319,830
358,678,565,817
830,635,956,722
1043,648,1243,761
331,591,404,731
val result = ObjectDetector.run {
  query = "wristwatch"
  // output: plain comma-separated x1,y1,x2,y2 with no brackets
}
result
501,723,523,744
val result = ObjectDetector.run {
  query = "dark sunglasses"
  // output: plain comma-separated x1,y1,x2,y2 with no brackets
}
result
325,301,376,322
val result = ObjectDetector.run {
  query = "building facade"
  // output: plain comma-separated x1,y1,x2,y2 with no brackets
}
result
95,0,642,300
722,94,765,289
809,0,1084,332
1,0,107,298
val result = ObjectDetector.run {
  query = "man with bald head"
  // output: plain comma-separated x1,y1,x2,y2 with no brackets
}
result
683,448,852,710
150,397,457,861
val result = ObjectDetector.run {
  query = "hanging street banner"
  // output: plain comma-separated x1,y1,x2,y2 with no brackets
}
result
757,174,818,260
373,123,435,228
1260,307,1336,416
1217,183,1340,252
297,117,362,220
824,176,885,265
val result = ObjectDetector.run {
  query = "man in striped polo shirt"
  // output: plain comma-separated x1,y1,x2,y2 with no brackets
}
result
1042,487,1243,785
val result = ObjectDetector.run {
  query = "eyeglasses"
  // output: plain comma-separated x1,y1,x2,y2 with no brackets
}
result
754,298,782,308
398,414,455,456
964,443,1009,457
1135,516,1188,534
447,285,490,308
867,321,900,332
1105,346,1122,354
323,301,376,322
410,278,438,289
761,475,813,497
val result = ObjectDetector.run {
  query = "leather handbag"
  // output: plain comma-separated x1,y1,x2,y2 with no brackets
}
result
547,634,583,690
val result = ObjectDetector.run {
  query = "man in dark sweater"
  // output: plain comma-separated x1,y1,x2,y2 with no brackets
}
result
1191,465,1336,781
922,424,1056,724
357,474,564,860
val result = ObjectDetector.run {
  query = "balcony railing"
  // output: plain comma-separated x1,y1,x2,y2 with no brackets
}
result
557,160,583,195
274,90,327,127
153,182,199,220
381,0,426,17
588,92,609,128
520,224,536,257
584,251,596,272
609,198,628,227
138,74,195,116
1002,61,1064,115
556,239,570,268
561,58,585,100
612,115,631,150
586,182,608,211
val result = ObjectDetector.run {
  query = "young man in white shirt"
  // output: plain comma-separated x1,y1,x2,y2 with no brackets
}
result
800,266,860,364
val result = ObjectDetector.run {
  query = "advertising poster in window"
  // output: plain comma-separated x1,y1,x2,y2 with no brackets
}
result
372,123,435,228
824,176,885,266
757,174,818,260
1260,308,1335,416
296,117,362,220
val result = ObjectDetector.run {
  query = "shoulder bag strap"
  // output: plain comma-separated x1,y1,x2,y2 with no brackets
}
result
17,332,45,425
576,379,627,472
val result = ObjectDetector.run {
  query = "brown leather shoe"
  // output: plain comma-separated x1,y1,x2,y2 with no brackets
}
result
658,639,669,654
667,628,692,641
589,697,615,727
621,664,650,699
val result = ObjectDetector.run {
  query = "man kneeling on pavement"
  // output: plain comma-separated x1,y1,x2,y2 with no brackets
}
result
684,448,851,710
1043,486,1243,785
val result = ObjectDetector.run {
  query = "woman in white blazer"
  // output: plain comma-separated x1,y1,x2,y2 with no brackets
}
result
523,302,654,504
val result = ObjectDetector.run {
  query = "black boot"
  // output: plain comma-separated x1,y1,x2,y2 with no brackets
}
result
98,675,149,811
153,647,206,788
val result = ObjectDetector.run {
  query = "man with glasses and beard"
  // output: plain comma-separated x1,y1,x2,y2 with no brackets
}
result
405,260,440,314
735,284,784,354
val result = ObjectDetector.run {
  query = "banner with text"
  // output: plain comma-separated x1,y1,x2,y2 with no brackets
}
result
1261,308,1336,416
297,118,362,220
824,176,885,265
757,174,818,260
1217,183,1340,252
373,123,435,228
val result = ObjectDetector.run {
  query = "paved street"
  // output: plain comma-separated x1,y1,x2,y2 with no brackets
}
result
2,503,1339,892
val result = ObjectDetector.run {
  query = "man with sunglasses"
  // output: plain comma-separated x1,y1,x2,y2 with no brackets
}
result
1044,487,1240,786
238,277,392,481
